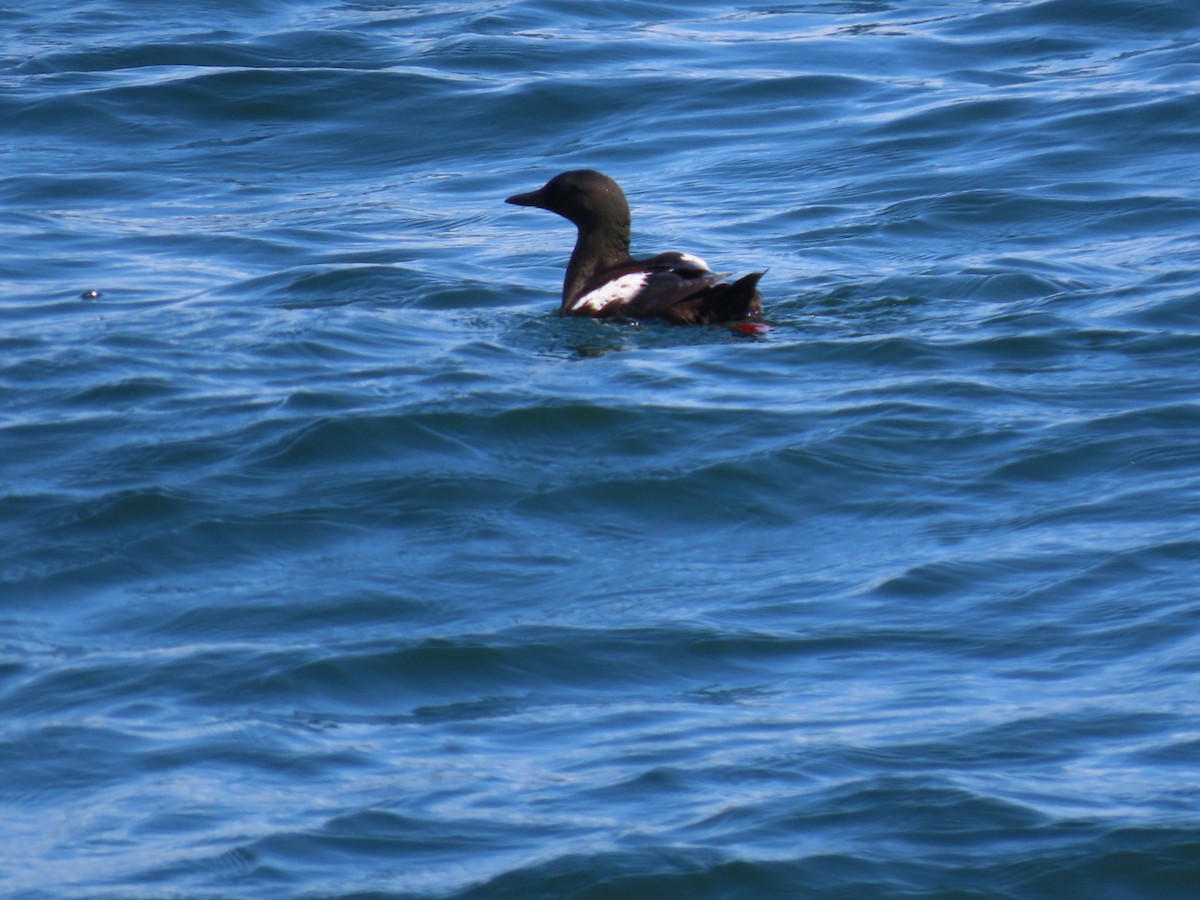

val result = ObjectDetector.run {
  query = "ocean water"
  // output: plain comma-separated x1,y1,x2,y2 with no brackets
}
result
3,0,1200,896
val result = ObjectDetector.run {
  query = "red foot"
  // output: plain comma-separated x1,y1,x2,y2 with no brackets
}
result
730,321,771,336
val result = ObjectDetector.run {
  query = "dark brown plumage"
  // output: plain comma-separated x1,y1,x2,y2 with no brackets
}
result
506,169,763,324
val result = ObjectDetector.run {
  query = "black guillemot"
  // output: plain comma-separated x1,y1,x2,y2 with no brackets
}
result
506,169,764,325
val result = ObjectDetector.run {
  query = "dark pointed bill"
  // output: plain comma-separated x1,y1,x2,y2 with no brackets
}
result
505,189,544,207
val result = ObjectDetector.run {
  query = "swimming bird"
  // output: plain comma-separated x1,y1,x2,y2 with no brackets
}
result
506,169,764,324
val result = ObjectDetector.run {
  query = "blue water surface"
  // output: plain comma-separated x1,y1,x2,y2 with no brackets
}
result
3,1,1200,897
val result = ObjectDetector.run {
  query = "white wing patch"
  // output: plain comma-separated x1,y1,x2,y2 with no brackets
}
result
569,272,650,312
673,253,711,272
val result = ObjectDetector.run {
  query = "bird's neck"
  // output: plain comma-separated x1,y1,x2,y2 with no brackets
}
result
563,220,632,306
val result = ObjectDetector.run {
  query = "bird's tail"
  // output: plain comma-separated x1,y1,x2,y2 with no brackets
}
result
707,271,764,323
